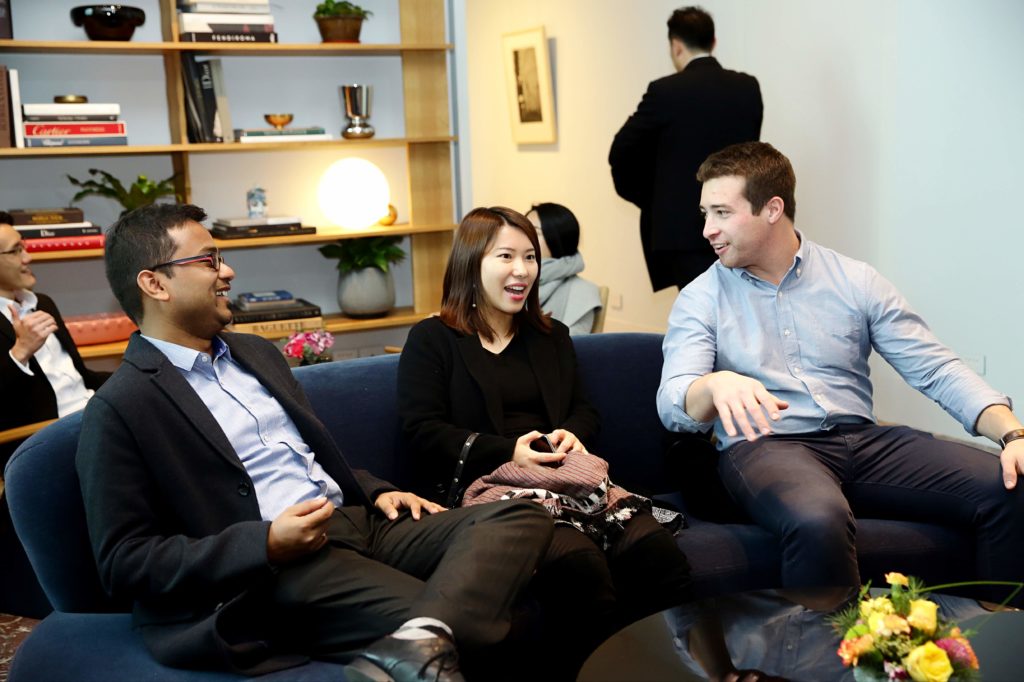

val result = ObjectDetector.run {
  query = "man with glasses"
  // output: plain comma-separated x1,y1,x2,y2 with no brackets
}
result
77,203,553,681
1,211,110,466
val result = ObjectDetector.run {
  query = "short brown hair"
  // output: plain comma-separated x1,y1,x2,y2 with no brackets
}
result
440,206,551,341
697,141,796,221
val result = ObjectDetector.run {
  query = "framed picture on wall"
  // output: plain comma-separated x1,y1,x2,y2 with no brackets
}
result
501,26,556,145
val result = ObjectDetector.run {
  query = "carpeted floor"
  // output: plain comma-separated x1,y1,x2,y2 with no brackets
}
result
0,613,38,682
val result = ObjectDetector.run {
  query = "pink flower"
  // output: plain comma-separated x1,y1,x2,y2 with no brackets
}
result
935,636,979,670
283,330,335,363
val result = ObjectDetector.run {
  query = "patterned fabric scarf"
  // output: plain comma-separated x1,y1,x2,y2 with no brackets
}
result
461,451,684,550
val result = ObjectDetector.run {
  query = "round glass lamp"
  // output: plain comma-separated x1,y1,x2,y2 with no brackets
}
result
317,158,391,229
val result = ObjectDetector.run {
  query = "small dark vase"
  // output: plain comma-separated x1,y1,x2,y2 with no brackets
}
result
315,15,364,43
71,5,146,41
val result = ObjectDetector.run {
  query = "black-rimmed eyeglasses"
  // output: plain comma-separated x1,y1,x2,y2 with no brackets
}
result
149,249,225,272
0,243,26,257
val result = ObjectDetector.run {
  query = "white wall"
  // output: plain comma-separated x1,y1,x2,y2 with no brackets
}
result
457,0,1024,441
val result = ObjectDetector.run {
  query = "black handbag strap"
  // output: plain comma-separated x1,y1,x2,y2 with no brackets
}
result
445,432,478,508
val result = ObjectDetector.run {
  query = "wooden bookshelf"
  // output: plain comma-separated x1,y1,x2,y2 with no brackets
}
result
1,0,455,352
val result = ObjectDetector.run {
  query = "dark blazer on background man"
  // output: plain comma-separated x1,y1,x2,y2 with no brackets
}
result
397,316,600,503
1,293,110,460
75,332,396,674
610,56,763,291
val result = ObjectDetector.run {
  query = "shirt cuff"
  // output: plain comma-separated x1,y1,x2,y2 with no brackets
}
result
659,376,716,433
8,350,34,376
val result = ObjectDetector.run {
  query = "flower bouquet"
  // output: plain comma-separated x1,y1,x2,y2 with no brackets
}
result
831,572,984,682
283,330,334,365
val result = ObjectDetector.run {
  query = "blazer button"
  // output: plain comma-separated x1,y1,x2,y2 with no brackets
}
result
237,482,250,496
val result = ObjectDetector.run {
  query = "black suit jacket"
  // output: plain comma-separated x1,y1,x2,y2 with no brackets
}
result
76,332,395,674
397,317,600,503
609,57,763,291
1,293,110,462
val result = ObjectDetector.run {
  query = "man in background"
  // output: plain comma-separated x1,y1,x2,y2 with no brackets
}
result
1,210,109,617
0,210,109,463
610,6,762,291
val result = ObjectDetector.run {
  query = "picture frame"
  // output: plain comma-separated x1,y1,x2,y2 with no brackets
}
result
502,26,556,145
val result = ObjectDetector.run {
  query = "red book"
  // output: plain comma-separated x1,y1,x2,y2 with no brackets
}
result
23,234,105,252
24,121,128,137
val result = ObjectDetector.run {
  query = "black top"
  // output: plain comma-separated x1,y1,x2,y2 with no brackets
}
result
482,333,550,438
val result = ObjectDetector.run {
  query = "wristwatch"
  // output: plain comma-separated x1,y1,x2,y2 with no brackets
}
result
999,428,1024,448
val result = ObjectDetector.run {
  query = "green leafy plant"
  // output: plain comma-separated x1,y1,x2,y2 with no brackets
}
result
66,169,179,217
314,0,373,19
319,236,405,274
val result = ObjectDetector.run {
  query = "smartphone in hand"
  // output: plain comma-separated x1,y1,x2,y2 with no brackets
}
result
529,434,556,453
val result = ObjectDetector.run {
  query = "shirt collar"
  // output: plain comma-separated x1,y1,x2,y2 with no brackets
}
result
735,230,807,285
0,289,37,321
142,334,230,371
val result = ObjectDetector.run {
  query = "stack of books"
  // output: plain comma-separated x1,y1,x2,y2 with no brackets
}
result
177,0,278,43
11,207,105,252
235,126,333,144
19,102,125,148
229,290,324,334
211,216,315,239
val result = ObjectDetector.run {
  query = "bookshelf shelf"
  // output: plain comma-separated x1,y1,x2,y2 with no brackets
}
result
77,308,429,359
0,39,451,58
0,136,456,158
27,223,458,262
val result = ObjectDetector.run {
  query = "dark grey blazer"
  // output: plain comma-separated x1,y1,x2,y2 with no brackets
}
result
75,332,394,674
397,316,600,503
610,57,763,291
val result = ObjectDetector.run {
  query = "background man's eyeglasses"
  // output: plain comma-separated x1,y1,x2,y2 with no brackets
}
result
149,250,225,272
0,243,26,257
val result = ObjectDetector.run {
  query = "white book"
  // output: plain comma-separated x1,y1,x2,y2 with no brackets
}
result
207,58,233,143
179,0,269,5
178,12,275,33
22,102,121,117
9,68,23,148
237,134,334,143
180,2,271,13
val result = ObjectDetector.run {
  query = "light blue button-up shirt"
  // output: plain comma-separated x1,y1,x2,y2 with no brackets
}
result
657,234,1010,450
144,335,344,520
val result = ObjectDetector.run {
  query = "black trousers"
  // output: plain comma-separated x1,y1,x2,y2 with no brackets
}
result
265,498,552,660
528,512,693,679
719,424,1024,604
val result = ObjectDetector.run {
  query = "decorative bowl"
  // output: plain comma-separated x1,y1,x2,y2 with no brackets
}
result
263,113,294,130
70,5,146,41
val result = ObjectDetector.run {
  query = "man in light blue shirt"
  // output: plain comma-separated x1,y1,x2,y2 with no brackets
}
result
657,142,1024,602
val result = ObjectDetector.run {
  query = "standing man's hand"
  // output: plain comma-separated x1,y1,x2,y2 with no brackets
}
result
703,371,789,441
9,304,58,364
1000,440,1024,490
267,497,334,564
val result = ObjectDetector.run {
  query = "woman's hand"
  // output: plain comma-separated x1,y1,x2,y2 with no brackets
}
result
549,429,588,455
512,431,567,470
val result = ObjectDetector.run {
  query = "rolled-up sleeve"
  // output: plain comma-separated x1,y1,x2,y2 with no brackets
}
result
657,283,719,433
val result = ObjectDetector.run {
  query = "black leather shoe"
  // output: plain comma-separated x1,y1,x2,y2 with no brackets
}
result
344,626,465,682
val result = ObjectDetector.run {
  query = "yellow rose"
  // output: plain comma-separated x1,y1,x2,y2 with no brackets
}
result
905,641,953,682
907,599,938,635
860,596,895,620
885,572,910,586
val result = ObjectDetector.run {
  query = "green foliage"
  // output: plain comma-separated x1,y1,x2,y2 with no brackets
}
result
319,236,404,274
314,0,372,19
66,169,179,217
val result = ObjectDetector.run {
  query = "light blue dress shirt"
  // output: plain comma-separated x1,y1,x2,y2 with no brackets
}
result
657,234,1009,451
144,335,344,520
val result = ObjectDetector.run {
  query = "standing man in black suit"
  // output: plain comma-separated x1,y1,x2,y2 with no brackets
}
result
0,211,110,464
76,203,553,681
610,6,763,291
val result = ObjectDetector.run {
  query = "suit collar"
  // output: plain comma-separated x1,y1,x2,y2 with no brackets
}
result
684,55,721,72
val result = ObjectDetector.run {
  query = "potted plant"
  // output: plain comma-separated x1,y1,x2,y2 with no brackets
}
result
67,169,179,217
319,236,404,317
314,0,372,43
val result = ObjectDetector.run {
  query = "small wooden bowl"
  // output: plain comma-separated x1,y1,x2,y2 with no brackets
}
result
264,113,294,130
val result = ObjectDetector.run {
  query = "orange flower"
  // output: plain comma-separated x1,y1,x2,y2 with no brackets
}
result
838,634,875,667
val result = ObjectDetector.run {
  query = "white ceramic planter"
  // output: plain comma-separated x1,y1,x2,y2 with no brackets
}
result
337,267,395,318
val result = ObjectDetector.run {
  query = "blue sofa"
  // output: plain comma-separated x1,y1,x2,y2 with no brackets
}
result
5,333,973,681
